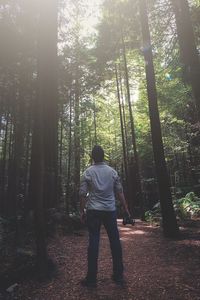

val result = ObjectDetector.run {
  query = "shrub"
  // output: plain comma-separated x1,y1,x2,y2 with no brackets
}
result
173,192,200,220
145,192,200,223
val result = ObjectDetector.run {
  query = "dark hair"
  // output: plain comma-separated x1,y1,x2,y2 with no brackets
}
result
91,145,104,163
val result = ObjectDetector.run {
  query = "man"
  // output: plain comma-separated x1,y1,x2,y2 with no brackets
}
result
79,145,130,288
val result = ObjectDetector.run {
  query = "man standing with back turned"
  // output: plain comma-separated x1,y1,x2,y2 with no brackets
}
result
79,145,130,288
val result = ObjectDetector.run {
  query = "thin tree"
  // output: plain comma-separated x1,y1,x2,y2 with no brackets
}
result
0,111,9,214
93,98,97,145
118,62,129,162
121,32,145,219
74,65,81,210
115,63,129,199
58,105,64,200
42,0,59,208
66,90,73,214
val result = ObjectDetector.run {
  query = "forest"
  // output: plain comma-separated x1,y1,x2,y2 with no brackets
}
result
0,0,200,299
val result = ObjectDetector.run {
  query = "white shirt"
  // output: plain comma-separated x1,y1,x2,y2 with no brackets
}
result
79,162,123,211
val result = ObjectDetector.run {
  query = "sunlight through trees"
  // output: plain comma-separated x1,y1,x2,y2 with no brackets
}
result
0,0,200,271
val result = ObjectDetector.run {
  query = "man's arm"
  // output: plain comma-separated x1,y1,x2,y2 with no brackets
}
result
114,171,130,216
80,196,87,223
117,191,130,216
79,171,89,223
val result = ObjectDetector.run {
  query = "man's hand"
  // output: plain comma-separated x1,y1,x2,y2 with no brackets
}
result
117,191,131,216
80,196,87,224
80,211,87,224
124,207,131,217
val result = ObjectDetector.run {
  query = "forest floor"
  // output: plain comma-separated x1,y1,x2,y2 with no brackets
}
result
2,219,200,300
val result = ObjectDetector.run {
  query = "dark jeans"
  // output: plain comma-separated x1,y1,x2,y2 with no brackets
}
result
86,210,124,282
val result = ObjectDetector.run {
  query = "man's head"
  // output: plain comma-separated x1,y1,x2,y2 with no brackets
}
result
91,145,104,163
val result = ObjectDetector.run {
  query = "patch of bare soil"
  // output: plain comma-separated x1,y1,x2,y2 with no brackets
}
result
13,220,200,299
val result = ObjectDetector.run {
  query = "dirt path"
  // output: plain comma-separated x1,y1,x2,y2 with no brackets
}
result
16,220,200,300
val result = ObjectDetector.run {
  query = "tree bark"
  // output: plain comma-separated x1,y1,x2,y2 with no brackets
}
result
115,63,129,199
74,68,80,211
0,112,9,214
7,78,26,217
121,32,145,219
58,106,64,201
29,0,58,274
66,91,73,214
41,0,58,208
171,0,200,120
139,0,179,238
93,99,97,145
118,63,129,162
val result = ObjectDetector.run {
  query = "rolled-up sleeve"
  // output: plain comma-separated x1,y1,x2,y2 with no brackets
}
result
79,170,90,197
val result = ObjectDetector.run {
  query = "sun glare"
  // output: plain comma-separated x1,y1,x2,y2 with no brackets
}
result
81,0,102,37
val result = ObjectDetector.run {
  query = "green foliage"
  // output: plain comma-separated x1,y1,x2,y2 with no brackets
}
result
95,0,140,72
145,202,161,225
145,192,200,223
174,192,200,220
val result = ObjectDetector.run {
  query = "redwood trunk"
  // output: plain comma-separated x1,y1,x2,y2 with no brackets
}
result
139,0,179,238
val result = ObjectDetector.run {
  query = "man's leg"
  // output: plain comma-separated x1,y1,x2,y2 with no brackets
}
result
103,211,124,280
86,210,101,283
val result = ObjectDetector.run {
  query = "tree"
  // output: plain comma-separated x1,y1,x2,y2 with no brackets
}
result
171,0,200,120
29,0,58,274
121,33,144,218
139,0,179,238
115,63,129,193
42,0,59,208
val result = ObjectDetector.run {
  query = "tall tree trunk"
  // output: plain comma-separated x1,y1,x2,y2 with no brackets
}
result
139,0,179,238
29,99,47,274
66,91,73,214
0,100,3,136
115,64,129,199
74,69,80,211
171,0,200,120
24,119,31,211
0,112,9,214
42,0,58,208
6,113,14,215
93,99,97,145
29,0,58,274
119,63,129,162
121,33,144,219
58,106,64,201
7,81,26,217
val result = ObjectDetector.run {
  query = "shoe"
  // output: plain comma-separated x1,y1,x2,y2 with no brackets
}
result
111,275,126,287
80,278,97,288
